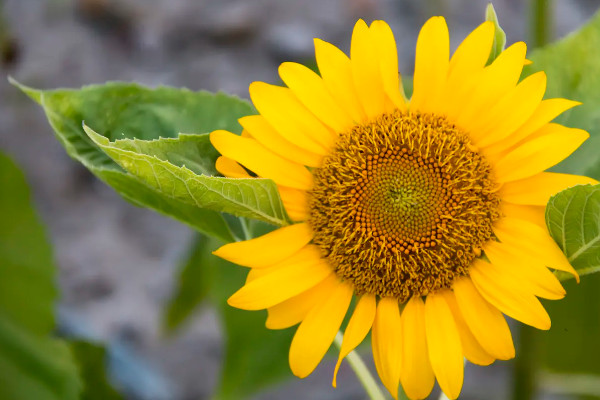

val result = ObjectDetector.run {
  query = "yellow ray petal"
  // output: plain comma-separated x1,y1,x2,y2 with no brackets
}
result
266,274,339,329
289,280,353,378
249,82,336,154
227,246,333,310
485,99,581,156
494,126,589,183
279,62,354,134
333,294,376,387
215,156,251,178
425,291,464,400
455,42,526,131
313,38,367,123
239,115,323,168
278,185,310,222
473,72,547,147
439,21,494,117
370,20,407,111
210,130,313,190
493,217,579,281
470,259,551,330
501,202,546,229
410,17,450,114
351,19,386,119
453,277,515,360
213,223,313,268
442,290,495,366
372,297,402,399
400,296,435,400
484,241,566,300
501,172,598,205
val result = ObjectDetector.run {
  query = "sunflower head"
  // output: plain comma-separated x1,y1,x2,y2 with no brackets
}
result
210,16,595,400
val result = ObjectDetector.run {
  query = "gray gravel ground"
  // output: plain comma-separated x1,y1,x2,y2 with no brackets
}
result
1,0,598,399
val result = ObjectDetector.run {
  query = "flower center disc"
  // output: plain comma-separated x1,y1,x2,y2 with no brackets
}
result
309,111,501,300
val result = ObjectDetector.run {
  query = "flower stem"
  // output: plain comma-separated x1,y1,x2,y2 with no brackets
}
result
530,0,552,48
333,332,387,400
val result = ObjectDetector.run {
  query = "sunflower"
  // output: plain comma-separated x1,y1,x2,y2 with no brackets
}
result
209,17,596,400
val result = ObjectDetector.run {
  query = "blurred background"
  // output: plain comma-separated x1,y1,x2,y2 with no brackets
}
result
1,0,600,399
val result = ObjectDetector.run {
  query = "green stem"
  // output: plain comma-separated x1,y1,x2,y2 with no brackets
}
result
530,0,553,48
333,332,387,400
512,325,539,400
239,217,252,240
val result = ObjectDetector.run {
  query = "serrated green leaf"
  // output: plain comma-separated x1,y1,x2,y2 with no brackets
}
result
84,124,290,227
9,79,258,241
0,153,81,400
546,184,600,277
485,3,507,64
524,11,600,180
69,341,125,400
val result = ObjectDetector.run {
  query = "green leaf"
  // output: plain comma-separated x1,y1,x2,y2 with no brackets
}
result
0,153,81,400
69,341,124,400
164,234,294,399
546,184,600,277
9,79,259,241
84,124,290,227
485,3,507,64
163,235,214,332
524,11,600,179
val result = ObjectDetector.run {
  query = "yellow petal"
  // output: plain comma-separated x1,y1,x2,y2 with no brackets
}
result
289,280,353,378
473,72,547,147
501,202,546,229
215,156,250,178
486,99,581,156
410,17,450,114
372,297,402,399
455,42,526,132
313,38,367,123
494,126,589,183
239,115,323,168
493,217,579,281
333,294,376,387
213,223,313,268
439,21,494,118
370,20,407,111
210,130,313,190
425,291,464,400
501,172,598,205
278,185,310,222
279,62,354,133
227,245,333,310
351,19,386,119
266,274,339,329
249,82,335,154
453,277,515,360
470,259,551,330
484,240,566,300
442,289,495,366
399,296,435,400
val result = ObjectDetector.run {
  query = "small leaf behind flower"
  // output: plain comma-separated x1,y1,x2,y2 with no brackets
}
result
546,184,600,277
485,3,507,64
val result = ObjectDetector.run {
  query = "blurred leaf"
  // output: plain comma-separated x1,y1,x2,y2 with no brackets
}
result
524,11,600,180
9,79,260,241
84,125,290,227
546,184,600,277
485,3,507,64
164,234,294,399
0,153,81,400
163,235,214,332
69,341,124,400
